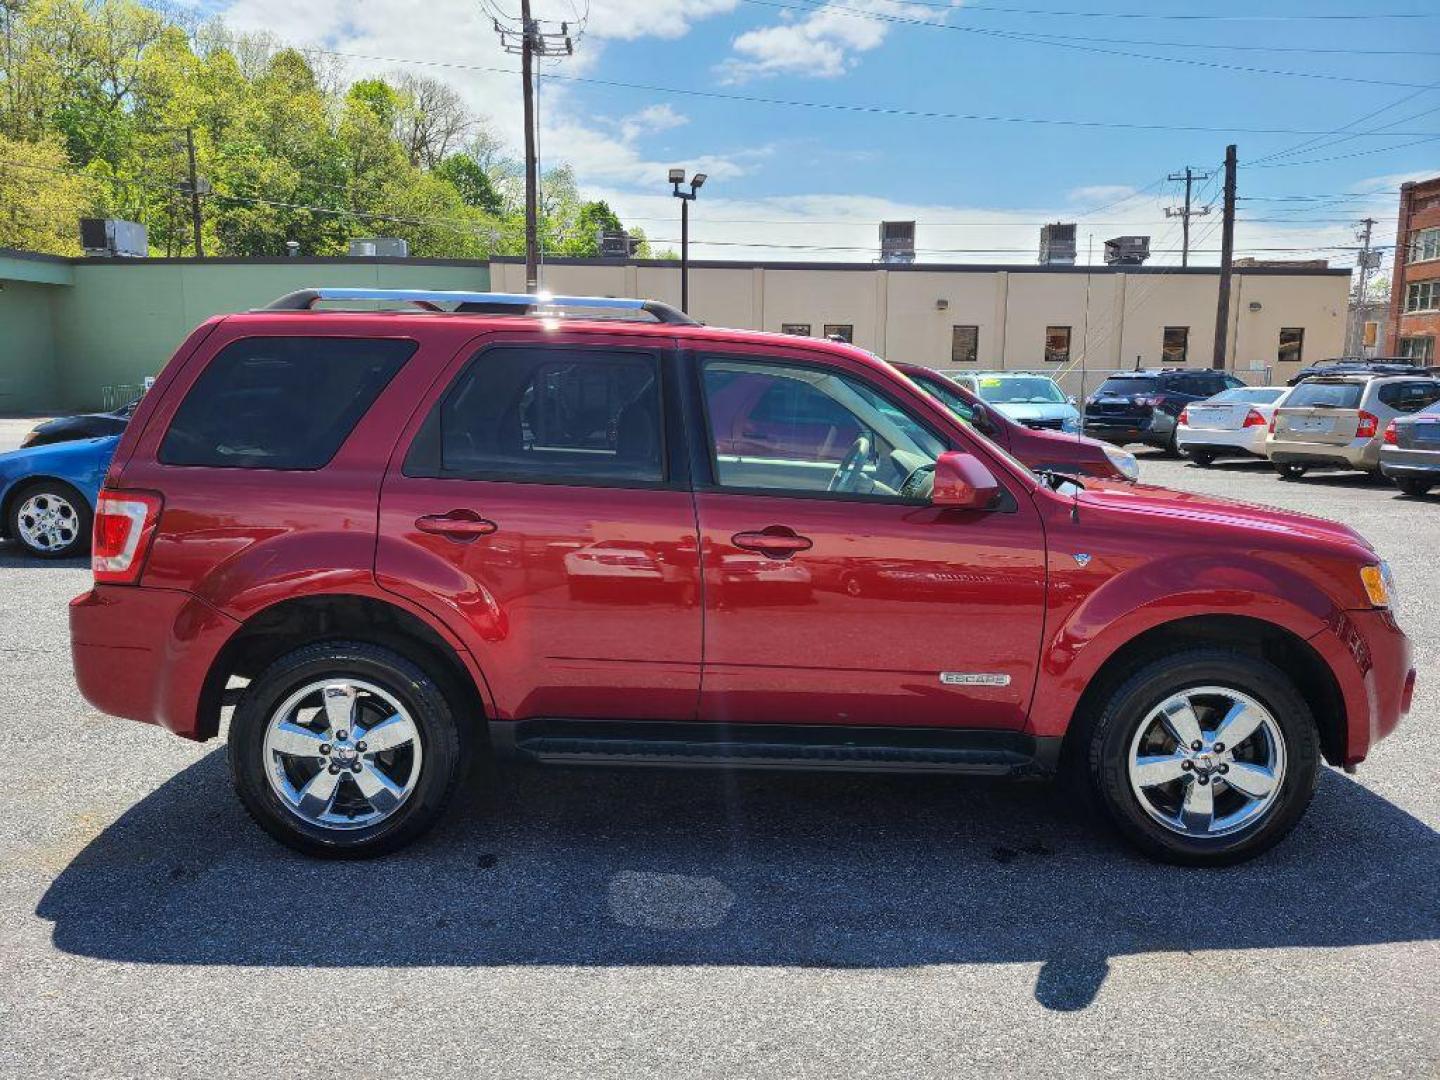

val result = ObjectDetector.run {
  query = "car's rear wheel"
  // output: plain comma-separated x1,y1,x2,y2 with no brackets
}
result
1397,478,1433,497
1187,450,1216,467
8,480,91,558
229,641,470,858
1085,649,1319,866
1274,463,1307,480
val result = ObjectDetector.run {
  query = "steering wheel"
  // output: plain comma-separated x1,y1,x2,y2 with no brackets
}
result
828,434,873,493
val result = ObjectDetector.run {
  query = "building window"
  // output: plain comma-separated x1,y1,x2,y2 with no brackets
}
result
1278,327,1305,365
951,325,979,364
823,324,854,343
1044,326,1071,364
1409,226,1440,264
780,323,811,336
1162,326,1189,363
1405,281,1439,313
1399,336,1435,362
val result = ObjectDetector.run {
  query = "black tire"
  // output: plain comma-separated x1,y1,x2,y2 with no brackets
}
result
7,479,91,558
1397,478,1433,497
228,641,471,858
1164,425,1181,457
1188,450,1217,467
1274,463,1307,481
1084,649,1320,866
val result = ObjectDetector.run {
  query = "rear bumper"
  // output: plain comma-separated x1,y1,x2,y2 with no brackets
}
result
70,585,240,741
1083,413,1166,446
1307,607,1414,765
1267,436,1381,470
1380,446,1440,478
1176,426,1267,457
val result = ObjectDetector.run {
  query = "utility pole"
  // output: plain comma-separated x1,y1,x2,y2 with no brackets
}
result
494,2,572,294
1349,217,1378,356
1210,144,1237,370
184,127,204,258
1165,166,1211,268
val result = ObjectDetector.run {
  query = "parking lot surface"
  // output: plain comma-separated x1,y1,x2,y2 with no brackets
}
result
1,421,1436,1078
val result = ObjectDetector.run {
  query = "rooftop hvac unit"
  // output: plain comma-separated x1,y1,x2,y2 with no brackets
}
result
1039,222,1076,266
1103,235,1151,266
79,218,148,258
598,230,638,259
879,220,916,263
348,237,410,258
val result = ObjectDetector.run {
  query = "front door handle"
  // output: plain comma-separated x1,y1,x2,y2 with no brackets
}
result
732,526,812,559
415,510,498,541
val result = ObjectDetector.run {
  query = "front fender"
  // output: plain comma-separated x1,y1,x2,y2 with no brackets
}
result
1027,551,1340,739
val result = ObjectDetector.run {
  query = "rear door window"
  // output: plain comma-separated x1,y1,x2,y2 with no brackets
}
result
1377,381,1440,414
407,345,664,484
159,336,415,469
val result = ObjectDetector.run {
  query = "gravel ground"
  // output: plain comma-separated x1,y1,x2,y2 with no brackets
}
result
0,417,1436,1079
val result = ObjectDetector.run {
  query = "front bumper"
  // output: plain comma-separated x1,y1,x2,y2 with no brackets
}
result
1307,607,1414,765
70,585,240,741
1267,436,1381,471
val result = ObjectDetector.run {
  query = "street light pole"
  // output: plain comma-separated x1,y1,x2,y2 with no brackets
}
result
669,169,706,313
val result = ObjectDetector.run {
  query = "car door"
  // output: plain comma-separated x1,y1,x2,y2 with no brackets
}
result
376,331,702,723
688,344,1048,731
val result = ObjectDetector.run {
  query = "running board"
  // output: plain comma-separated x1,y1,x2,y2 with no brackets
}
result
493,719,1059,777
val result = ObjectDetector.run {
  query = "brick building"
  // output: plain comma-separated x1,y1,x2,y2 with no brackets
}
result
1386,174,1440,361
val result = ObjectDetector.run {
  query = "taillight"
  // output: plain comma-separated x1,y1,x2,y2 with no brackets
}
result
1268,415,1277,433
1383,420,1398,445
1243,409,1268,428
1177,406,1191,426
1355,410,1380,439
92,490,163,584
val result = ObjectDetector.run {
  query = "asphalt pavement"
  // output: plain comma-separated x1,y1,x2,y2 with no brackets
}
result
0,418,1435,1078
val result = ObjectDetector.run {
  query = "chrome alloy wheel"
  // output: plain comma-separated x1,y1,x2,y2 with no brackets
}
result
1126,686,1287,839
17,491,80,553
261,679,423,831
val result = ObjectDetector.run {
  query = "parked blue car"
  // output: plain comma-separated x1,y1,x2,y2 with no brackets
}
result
946,372,1082,433
0,435,118,558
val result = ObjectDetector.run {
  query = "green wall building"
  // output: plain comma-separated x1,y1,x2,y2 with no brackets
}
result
0,250,491,413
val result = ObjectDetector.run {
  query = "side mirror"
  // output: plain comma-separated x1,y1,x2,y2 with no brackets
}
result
969,401,994,435
1067,395,1078,406
931,450,1000,510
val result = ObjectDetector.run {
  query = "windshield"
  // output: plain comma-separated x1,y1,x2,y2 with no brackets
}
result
1097,376,1158,396
1284,381,1364,409
976,376,1066,404
1209,387,1283,404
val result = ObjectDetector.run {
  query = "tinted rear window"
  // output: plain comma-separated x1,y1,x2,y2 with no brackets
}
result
1284,381,1364,409
160,337,415,469
1098,376,1158,395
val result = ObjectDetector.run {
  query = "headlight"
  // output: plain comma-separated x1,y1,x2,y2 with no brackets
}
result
1360,562,1394,608
1102,443,1140,481
1061,415,1080,433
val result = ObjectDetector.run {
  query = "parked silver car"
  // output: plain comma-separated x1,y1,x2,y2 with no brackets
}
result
1266,374,1440,480
1380,400,1440,496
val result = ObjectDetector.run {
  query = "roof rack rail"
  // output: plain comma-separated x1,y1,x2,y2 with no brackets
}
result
259,288,698,325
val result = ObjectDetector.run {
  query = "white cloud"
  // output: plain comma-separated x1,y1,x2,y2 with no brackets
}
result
619,103,690,142
558,0,739,41
720,0,952,81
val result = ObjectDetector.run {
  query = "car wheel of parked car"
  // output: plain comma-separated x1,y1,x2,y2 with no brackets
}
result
1187,450,1216,467
1085,649,1319,866
1274,463,1308,481
229,641,470,858
1397,478,1434,497
8,480,91,558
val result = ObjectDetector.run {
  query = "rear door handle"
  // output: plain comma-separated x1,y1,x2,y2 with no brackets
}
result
732,527,813,559
415,510,498,540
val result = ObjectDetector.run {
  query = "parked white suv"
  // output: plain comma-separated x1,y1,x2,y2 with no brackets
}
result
1176,386,1287,465
1266,374,1440,480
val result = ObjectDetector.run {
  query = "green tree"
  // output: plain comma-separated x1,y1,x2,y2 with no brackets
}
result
0,131,101,253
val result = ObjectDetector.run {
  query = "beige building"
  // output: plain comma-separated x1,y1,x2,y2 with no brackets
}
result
492,257,1350,393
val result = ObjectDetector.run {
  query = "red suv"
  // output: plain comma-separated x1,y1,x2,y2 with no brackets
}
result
69,289,1415,865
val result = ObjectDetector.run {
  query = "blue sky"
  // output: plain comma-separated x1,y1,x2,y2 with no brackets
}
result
215,0,1440,266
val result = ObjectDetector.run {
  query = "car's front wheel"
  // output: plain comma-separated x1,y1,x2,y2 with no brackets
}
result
229,641,470,857
1085,649,1319,866
8,480,91,558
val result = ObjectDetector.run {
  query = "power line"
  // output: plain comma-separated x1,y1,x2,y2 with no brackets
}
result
737,0,1440,91
872,0,1440,20
300,46,1440,138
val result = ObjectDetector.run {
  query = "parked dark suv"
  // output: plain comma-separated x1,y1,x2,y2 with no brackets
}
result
69,289,1414,865
1084,369,1245,452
